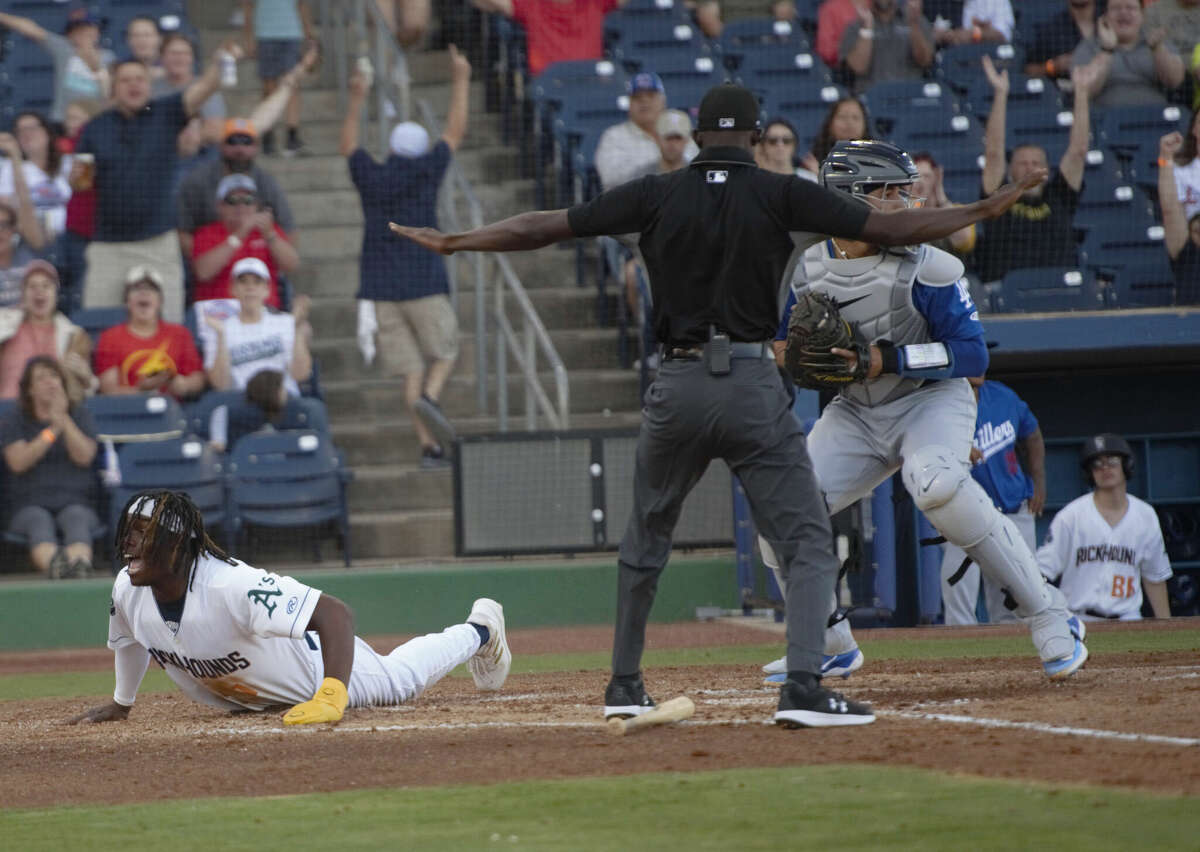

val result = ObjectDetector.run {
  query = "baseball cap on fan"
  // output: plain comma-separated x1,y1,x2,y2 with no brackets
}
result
696,83,760,132
627,72,666,96
231,257,271,282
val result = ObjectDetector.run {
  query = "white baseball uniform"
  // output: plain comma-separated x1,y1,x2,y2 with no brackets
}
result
1037,494,1173,620
107,555,482,710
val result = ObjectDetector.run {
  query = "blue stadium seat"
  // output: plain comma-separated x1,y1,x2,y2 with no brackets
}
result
889,110,983,155
1080,222,1171,272
70,306,127,345
1098,104,1188,154
992,267,1104,313
608,13,709,65
1002,103,1076,161
552,79,629,200
646,50,724,111
227,430,353,566
109,436,229,548
85,393,187,442
734,43,831,89
1073,182,1156,233
936,42,1025,93
932,146,985,204
865,80,960,136
760,80,844,140
1100,261,1177,308
720,16,808,57
962,73,1062,121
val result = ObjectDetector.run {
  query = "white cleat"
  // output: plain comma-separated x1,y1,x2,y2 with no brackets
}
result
762,655,787,675
467,598,511,691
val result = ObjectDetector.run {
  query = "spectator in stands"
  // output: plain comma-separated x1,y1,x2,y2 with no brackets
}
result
596,73,700,191
201,258,313,450
1037,433,1173,620
242,0,316,156
344,50,469,468
650,110,695,175
933,0,1014,45
816,0,862,69
154,34,229,153
57,99,104,311
60,98,101,150
0,8,114,124
1143,0,1200,61
755,118,805,177
178,119,297,261
798,96,869,177
94,266,206,399
1025,0,1102,80
0,355,99,579
839,0,936,93
376,0,432,46
71,47,236,323
0,262,94,402
0,114,70,245
911,151,975,258
692,0,724,38
941,376,1044,625
124,15,164,76
0,199,38,309
220,367,327,452
1157,131,1200,303
1164,112,1200,222
1072,0,1185,107
470,0,624,77
973,57,1094,284
191,175,296,308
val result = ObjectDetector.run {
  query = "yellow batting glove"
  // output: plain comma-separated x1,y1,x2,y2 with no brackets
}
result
283,677,349,725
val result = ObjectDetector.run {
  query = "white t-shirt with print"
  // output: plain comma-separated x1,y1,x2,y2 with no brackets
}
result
1036,493,1173,620
1173,157,1200,222
0,158,72,239
203,310,300,396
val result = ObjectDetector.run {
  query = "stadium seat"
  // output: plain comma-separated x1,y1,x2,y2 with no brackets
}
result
1073,182,1157,233
1100,261,1178,308
69,306,127,345
647,50,724,111
85,393,187,443
760,80,844,139
863,79,959,127
936,42,1025,93
720,17,808,56
932,146,985,204
992,267,1104,313
889,110,983,155
1002,103,1075,162
734,43,831,90
608,13,709,65
962,73,1062,121
109,436,230,548
1080,222,1171,272
227,430,353,566
1098,104,1188,154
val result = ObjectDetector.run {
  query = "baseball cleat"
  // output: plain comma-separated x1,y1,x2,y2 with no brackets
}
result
466,598,511,691
1067,615,1086,643
603,674,656,719
1043,638,1088,680
774,680,875,728
763,647,864,685
762,655,787,675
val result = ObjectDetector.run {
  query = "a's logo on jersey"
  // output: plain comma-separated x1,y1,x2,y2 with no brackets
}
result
109,597,116,616
247,587,282,615
706,170,728,184
286,595,299,615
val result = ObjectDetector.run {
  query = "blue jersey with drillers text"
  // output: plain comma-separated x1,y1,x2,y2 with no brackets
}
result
972,381,1038,513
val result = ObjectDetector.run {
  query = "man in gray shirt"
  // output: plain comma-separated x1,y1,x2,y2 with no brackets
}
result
0,9,115,123
1072,0,1185,108
839,0,936,94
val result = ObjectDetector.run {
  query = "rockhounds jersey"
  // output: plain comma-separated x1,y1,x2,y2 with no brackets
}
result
1036,494,1172,620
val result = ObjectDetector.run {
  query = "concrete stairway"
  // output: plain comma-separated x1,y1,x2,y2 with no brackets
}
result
189,5,642,561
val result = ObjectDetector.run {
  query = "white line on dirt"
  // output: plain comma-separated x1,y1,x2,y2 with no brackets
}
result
881,711,1200,747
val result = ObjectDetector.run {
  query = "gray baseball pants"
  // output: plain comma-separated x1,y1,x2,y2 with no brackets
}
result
612,355,840,678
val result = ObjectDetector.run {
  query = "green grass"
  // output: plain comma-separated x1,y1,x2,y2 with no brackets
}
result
2,766,1196,851
7,628,1198,701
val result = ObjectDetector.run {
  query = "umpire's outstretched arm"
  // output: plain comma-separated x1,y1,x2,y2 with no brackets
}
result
390,210,573,255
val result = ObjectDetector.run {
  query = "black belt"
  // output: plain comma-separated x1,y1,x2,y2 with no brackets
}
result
661,341,772,361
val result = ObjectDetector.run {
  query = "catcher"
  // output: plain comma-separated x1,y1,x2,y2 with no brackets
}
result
760,140,1087,681
69,490,511,726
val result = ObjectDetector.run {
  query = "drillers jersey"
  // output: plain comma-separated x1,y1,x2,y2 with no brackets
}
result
107,556,323,710
1036,494,1172,620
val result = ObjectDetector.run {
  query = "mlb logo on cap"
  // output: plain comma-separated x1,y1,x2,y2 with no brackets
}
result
719,117,735,128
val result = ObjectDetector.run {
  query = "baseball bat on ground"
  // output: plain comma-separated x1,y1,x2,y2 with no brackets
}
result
606,696,695,735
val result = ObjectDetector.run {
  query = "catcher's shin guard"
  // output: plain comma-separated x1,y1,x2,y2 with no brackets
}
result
903,445,1074,662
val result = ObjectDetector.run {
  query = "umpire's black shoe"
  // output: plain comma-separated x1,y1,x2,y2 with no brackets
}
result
774,679,875,728
604,674,656,720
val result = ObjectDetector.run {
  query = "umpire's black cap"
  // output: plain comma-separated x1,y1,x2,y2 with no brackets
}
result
696,83,761,132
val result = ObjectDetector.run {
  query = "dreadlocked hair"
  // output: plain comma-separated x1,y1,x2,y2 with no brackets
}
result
117,490,235,589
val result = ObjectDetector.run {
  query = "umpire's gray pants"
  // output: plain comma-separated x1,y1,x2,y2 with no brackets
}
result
612,357,840,678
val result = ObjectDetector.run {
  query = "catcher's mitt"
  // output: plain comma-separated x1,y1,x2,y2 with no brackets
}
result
783,292,870,390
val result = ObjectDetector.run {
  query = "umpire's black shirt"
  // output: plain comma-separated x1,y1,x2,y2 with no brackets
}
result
568,145,870,345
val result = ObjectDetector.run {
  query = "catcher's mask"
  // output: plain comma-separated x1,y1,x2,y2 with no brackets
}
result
1080,433,1134,486
820,140,922,210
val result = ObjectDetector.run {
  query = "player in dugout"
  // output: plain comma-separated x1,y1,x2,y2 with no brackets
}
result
69,490,512,726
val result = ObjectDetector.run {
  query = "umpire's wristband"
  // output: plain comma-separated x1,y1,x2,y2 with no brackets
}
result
876,340,901,375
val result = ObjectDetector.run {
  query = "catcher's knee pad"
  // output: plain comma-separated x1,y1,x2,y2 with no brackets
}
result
904,445,994,546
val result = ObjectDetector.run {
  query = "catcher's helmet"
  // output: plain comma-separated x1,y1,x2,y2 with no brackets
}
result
1080,433,1134,483
820,140,919,205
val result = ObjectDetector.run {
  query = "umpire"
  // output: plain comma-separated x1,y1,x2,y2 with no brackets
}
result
390,83,1045,729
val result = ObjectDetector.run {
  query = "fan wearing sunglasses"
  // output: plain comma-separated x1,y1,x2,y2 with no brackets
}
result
755,118,806,178
190,173,299,306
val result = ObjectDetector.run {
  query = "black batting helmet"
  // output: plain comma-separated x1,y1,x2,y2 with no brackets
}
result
1080,433,1134,484
820,140,918,205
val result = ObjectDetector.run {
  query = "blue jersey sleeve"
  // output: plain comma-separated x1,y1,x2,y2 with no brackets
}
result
907,279,988,380
776,289,796,341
